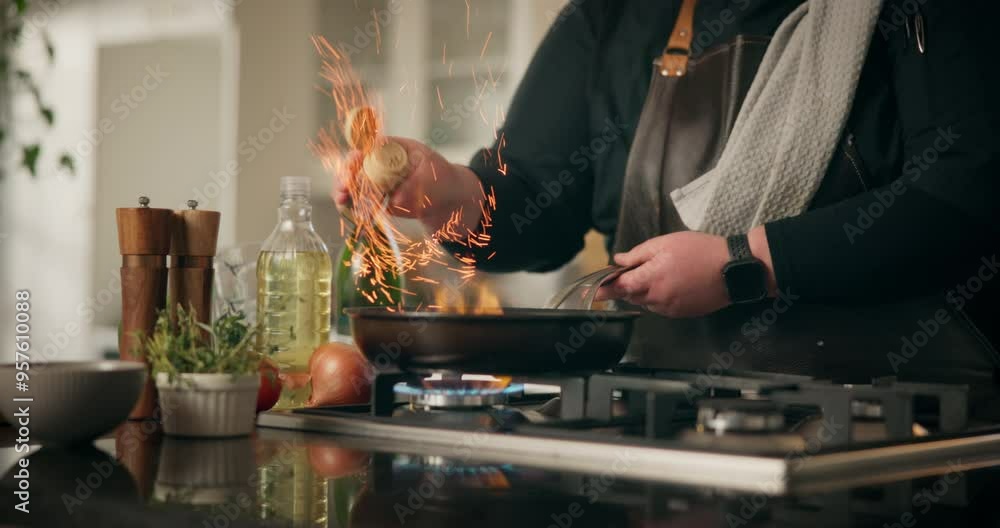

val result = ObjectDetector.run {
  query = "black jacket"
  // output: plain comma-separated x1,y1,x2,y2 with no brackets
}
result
456,0,1000,345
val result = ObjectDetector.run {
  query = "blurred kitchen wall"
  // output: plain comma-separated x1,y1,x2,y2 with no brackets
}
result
1,0,604,361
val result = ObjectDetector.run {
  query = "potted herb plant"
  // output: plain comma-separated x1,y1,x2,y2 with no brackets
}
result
142,306,263,437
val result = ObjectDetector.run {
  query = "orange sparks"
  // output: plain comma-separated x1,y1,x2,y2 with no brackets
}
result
496,133,509,175
430,164,438,181
448,61,455,77
488,251,497,260
480,31,493,60
309,34,499,307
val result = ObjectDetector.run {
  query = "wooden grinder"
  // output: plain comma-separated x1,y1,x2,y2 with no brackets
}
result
169,200,221,326
116,196,173,420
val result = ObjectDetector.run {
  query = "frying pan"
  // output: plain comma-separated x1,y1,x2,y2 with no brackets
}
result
346,307,640,373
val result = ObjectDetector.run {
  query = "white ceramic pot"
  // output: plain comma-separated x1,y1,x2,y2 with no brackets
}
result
153,436,255,505
155,373,260,437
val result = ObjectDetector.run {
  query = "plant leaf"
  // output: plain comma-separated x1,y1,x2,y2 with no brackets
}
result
59,153,75,175
15,0,28,14
40,106,54,126
43,31,55,62
22,144,40,178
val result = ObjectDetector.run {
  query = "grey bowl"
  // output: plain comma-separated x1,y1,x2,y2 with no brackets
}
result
0,361,146,446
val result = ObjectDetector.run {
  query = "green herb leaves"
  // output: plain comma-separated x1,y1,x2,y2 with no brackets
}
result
141,306,269,383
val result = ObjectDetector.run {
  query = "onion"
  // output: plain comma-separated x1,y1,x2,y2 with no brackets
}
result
307,342,373,407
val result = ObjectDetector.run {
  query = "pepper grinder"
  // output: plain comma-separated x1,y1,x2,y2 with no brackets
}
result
169,200,221,326
117,196,173,420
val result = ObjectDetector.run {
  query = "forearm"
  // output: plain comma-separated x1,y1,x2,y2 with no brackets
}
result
761,186,998,303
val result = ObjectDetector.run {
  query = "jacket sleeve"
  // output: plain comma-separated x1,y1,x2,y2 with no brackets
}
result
446,1,604,273
764,0,1000,302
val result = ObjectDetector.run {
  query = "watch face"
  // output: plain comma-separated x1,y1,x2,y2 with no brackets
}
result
723,260,768,304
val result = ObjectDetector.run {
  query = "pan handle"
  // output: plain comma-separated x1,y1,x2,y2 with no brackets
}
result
545,265,634,310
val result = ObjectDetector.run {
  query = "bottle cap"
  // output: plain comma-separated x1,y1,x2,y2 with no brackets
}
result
280,176,311,198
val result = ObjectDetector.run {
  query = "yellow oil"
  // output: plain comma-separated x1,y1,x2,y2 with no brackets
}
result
257,250,332,410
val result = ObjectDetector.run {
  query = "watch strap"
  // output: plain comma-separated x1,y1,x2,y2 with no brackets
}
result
726,234,752,261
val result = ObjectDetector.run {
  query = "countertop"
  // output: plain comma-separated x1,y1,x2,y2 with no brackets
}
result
0,420,997,528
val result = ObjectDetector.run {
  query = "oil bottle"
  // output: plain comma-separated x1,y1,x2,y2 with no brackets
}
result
257,176,332,409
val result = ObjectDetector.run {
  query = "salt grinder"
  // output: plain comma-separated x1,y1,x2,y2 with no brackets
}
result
116,196,173,420
168,200,221,326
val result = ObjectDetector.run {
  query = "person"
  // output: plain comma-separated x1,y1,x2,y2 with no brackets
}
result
334,0,1000,417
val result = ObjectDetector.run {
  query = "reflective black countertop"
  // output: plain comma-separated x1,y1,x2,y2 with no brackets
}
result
0,422,997,527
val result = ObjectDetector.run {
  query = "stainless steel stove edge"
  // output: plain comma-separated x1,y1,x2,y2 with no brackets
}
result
258,409,790,493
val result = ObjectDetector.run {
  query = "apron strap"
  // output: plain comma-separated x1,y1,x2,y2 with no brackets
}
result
657,0,699,77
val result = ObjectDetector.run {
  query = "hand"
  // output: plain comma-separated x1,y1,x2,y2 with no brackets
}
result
596,231,733,318
332,136,484,234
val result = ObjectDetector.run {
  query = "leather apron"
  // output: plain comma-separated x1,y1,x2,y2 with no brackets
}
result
613,0,999,415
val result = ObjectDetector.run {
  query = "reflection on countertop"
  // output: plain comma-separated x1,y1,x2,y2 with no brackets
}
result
0,422,996,527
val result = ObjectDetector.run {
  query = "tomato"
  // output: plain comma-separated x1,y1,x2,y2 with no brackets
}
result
256,358,282,413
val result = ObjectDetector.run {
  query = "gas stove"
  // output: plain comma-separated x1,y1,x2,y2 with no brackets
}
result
257,366,1000,495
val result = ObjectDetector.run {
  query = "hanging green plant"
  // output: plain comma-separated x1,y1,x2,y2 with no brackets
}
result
2,0,75,179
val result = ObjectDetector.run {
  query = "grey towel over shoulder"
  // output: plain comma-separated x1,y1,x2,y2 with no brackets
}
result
670,0,884,236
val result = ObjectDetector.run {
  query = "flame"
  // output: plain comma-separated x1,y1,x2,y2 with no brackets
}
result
309,34,502,309
421,374,512,391
431,282,503,315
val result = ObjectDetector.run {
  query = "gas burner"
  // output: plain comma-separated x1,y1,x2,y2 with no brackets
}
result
395,376,525,410
696,399,786,435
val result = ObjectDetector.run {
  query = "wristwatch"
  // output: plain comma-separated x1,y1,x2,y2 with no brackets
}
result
723,234,768,304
